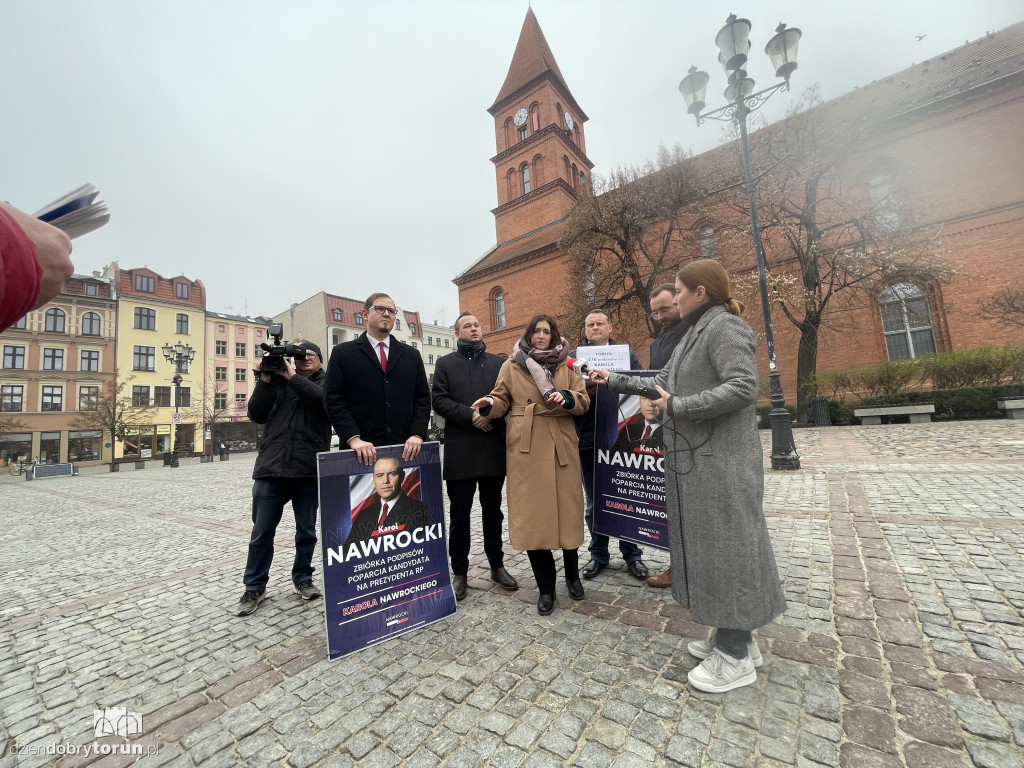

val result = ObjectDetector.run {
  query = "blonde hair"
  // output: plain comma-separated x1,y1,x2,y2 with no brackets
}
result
676,260,745,317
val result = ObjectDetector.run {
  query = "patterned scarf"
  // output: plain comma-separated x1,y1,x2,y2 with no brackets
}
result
511,333,569,399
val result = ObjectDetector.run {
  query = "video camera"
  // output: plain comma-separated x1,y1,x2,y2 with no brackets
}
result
255,322,308,377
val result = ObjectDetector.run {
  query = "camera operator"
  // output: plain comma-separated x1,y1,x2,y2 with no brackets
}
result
236,341,330,617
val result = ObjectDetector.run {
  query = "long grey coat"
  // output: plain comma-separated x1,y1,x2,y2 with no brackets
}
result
609,305,785,630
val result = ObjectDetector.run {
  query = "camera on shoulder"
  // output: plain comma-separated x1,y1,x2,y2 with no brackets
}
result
254,322,308,379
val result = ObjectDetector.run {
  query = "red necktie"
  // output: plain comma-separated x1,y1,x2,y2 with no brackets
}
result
378,342,387,372
640,425,652,447
378,502,389,528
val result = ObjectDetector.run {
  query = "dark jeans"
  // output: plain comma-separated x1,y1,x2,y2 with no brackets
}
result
716,628,754,660
243,477,319,591
527,549,580,594
446,476,506,574
580,448,643,564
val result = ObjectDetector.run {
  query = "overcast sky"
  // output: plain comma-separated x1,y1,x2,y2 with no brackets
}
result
4,1,1021,326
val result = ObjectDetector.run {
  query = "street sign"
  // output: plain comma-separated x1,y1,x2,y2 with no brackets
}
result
171,413,182,425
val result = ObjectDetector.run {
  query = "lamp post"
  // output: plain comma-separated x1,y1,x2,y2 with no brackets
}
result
679,14,801,471
161,341,196,468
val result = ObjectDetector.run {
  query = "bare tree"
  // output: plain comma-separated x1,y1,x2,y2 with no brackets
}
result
0,414,29,440
980,284,1024,328
70,371,156,464
182,373,237,451
559,145,714,348
720,89,951,420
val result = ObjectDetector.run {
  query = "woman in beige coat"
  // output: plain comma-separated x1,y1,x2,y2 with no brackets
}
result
472,314,590,615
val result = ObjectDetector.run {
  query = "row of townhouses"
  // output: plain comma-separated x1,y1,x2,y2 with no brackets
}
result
0,265,454,466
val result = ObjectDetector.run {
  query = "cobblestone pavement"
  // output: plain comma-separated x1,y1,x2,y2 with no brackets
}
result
2,421,1024,767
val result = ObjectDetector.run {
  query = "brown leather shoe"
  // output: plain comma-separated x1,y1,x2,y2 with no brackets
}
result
452,574,467,601
647,568,672,588
490,567,519,590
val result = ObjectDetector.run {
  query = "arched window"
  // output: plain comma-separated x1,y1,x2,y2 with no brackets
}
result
333,309,342,322
45,308,66,333
532,154,543,187
521,163,531,195
491,288,506,330
506,168,517,202
504,118,517,150
699,226,717,259
81,312,101,336
530,103,540,132
583,267,595,305
571,164,579,189
579,173,587,187
563,156,571,183
878,283,937,361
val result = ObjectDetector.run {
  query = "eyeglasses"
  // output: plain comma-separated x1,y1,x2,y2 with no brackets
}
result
369,305,398,317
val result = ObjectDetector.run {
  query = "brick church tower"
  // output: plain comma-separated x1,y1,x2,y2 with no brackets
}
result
454,9,594,354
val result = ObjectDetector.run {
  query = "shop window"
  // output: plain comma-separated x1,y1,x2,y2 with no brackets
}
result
39,432,61,463
68,430,103,462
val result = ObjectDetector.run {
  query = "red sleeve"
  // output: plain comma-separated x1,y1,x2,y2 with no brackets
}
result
0,207,41,331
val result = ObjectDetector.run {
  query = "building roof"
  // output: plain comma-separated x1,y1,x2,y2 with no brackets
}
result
490,10,586,119
833,21,1024,121
456,217,568,281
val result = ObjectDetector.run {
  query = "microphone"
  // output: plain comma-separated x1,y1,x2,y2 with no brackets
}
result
566,357,591,377
568,357,662,399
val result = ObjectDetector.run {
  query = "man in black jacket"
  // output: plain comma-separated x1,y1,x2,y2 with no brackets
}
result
237,342,331,616
648,283,688,371
647,284,687,588
571,309,649,582
324,292,430,466
431,312,518,600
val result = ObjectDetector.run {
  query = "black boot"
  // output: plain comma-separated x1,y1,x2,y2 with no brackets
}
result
537,593,555,615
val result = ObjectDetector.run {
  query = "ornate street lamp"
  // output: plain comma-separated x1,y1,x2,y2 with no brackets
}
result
161,340,196,468
679,15,802,471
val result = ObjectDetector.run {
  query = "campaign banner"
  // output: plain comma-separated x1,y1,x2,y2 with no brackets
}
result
592,371,669,549
318,442,455,659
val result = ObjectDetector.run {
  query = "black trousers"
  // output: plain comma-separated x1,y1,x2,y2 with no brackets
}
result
716,628,754,659
445,476,506,575
526,549,579,594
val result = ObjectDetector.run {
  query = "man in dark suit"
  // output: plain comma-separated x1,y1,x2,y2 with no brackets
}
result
612,397,666,455
431,311,518,600
325,292,430,466
346,455,430,544
649,283,689,371
647,283,686,588
571,308,649,582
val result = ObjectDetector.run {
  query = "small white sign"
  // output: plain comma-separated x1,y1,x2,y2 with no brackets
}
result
171,413,182,425
582,344,633,371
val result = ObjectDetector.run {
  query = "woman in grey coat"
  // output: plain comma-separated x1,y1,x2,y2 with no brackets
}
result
592,259,785,693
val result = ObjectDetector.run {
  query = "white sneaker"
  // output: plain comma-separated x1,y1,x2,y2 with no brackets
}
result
687,630,762,668
687,648,757,693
